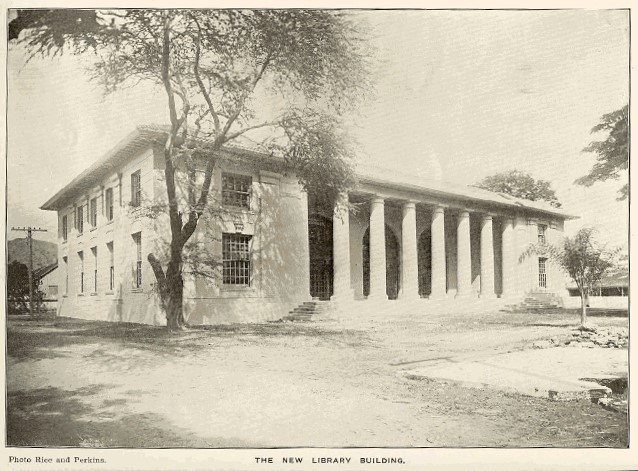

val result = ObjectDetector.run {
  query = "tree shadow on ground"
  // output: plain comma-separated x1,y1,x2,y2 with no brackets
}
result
7,316,370,361
7,384,259,448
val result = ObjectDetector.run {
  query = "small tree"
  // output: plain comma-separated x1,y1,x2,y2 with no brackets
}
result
521,227,617,327
576,105,629,200
474,170,562,208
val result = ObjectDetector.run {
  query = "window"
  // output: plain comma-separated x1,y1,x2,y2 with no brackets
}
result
62,215,68,242
131,170,142,207
538,224,547,244
90,198,98,228
78,251,84,293
76,206,84,235
91,247,98,293
63,256,68,295
107,242,114,291
222,173,252,208
132,232,142,289
105,188,114,221
222,233,252,286
538,257,547,288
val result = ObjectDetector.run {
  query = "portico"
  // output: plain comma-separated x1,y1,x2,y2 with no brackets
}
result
319,177,570,304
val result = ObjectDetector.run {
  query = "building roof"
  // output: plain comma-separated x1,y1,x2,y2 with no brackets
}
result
34,262,58,280
568,271,629,290
41,124,577,220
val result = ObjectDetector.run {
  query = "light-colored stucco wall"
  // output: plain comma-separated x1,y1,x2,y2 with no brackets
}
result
57,146,164,325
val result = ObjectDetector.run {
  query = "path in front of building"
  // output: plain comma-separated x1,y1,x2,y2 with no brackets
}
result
7,308,628,447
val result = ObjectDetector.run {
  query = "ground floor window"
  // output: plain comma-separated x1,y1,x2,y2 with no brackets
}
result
132,232,142,289
222,233,252,286
538,257,547,288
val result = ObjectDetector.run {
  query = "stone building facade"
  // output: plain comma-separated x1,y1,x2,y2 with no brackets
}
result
42,126,574,325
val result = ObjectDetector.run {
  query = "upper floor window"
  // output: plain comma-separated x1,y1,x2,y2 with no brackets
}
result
90,197,98,228
105,188,114,221
222,173,251,209
62,215,68,242
131,170,142,207
76,206,84,235
222,233,252,286
538,224,547,244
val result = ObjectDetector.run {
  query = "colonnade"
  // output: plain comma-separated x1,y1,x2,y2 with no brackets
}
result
331,197,519,301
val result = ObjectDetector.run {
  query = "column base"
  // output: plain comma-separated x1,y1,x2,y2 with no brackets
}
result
428,292,448,301
479,292,497,299
455,291,477,299
366,294,389,302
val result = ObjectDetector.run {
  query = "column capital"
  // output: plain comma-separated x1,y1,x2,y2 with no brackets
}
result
432,205,445,215
370,196,385,206
458,210,471,219
402,200,417,210
481,214,493,222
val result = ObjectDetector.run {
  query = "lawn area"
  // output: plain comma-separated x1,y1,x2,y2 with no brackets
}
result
6,307,628,448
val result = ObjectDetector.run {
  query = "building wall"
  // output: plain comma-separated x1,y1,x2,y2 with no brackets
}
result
58,146,163,325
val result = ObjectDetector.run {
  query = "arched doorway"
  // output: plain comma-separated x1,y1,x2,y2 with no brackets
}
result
308,214,333,300
418,230,432,297
362,225,400,300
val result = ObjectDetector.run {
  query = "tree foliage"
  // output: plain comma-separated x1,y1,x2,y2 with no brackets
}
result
11,9,371,329
7,261,45,313
575,105,629,200
520,227,618,327
474,170,562,208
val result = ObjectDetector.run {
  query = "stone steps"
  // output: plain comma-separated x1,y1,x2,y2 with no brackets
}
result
283,301,332,322
514,291,564,310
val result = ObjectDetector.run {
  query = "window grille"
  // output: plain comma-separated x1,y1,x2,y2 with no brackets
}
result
131,170,142,207
222,173,252,208
105,188,114,221
538,224,547,244
222,233,252,285
77,206,84,234
538,257,547,288
132,233,142,288
90,198,97,228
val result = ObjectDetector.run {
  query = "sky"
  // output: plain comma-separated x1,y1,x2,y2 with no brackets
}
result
6,9,630,250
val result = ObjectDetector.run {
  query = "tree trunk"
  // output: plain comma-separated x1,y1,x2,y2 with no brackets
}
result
580,293,587,327
165,263,185,330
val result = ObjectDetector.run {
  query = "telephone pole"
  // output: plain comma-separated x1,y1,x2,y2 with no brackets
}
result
11,226,48,316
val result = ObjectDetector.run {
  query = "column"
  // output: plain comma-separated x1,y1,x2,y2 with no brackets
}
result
332,203,352,302
456,210,472,297
430,205,446,299
480,214,496,298
501,218,515,298
400,201,419,300
369,197,387,300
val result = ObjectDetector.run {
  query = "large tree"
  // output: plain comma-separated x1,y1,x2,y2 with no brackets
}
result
12,9,370,330
521,227,617,327
474,170,562,208
575,105,629,200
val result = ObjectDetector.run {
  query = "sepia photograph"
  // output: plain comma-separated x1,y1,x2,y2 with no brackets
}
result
3,3,631,468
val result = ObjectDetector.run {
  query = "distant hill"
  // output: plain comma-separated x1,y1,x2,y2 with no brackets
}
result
7,238,57,271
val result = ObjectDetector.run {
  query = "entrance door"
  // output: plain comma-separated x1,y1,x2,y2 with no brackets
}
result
308,214,333,300
362,225,400,300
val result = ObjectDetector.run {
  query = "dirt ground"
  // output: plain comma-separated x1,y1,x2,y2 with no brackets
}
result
6,307,628,448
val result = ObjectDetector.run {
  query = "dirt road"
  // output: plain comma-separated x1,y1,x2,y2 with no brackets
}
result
6,309,628,447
